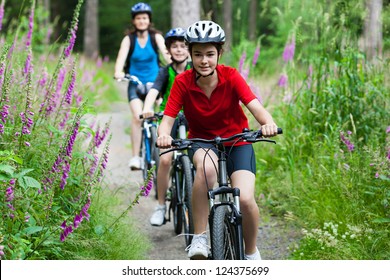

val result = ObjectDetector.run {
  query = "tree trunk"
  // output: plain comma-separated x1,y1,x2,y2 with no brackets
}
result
171,0,200,29
363,0,382,61
84,0,99,59
248,0,257,41
223,0,232,51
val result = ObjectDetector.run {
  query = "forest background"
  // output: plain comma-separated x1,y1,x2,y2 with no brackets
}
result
0,0,389,260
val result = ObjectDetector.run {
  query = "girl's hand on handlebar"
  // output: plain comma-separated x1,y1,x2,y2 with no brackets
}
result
114,72,125,80
142,109,154,119
157,134,173,149
261,123,278,137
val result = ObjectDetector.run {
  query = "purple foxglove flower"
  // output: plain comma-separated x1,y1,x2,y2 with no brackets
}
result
38,70,48,87
252,45,260,67
278,74,288,87
65,69,76,105
24,51,32,75
282,39,295,62
73,213,83,228
141,177,154,197
60,232,65,242
64,26,78,58
26,6,34,48
0,3,4,31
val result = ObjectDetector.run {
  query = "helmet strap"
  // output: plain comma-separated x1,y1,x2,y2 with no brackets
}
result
195,70,214,81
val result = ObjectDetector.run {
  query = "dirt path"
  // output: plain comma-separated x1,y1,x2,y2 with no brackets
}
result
99,84,299,260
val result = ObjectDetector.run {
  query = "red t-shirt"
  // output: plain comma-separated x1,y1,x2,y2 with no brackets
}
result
164,64,257,142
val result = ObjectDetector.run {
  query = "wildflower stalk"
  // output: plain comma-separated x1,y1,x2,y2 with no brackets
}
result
17,73,33,151
36,0,83,123
0,0,5,32
101,167,156,236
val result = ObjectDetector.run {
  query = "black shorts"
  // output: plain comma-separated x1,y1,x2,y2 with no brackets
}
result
188,143,256,176
127,82,153,102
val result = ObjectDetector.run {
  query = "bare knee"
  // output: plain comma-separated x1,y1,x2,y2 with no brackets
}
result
194,164,217,187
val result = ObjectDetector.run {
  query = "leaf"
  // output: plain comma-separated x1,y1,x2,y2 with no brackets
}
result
23,226,44,235
372,218,390,224
0,173,10,181
15,168,34,178
19,176,41,190
0,164,15,176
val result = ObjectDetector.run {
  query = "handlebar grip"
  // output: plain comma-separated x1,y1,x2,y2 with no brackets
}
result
171,139,181,147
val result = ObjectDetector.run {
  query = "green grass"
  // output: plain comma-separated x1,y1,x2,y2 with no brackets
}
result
58,187,150,260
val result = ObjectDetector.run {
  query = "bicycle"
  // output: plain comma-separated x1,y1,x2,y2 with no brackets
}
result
139,112,163,199
115,74,159,197
115,74,153,100
163,128,282,259
160,112,194,247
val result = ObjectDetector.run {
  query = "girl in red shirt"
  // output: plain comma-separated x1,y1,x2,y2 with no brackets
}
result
157,21,278,260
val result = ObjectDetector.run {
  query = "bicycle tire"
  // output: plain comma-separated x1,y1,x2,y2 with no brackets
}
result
179,155,194,247
172,164,183,234
211,205,241,260
150,125,159,199
140,131,149,182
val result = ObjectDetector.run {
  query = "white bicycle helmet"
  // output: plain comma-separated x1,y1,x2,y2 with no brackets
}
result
185,20,225,44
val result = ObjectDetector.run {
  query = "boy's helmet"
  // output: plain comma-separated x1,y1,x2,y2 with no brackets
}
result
131,2,152,18
165,27,186,48
185,21,225,44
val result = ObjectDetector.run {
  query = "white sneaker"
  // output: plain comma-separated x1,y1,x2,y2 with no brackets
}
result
150,204,166,226
245,247,262,260
186,233,209,259
129,156,141,170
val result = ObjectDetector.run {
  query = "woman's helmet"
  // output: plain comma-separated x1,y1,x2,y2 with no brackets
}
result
131,2,152,19
165,27,186,48
185,21,225,44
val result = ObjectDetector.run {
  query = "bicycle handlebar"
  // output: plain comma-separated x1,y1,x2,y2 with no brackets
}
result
139,111,164,120
114,74,143,84
159,128,283,155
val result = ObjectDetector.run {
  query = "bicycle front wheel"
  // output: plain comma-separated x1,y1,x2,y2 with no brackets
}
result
150,125,159,199
211,205,242,260
180,155,194,247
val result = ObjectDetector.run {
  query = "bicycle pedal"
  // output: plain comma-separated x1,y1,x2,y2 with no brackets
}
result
129,166,142,171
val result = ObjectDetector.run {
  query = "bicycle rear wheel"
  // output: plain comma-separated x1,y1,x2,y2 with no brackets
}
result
211,205,242,260
141,134,150,178
179,155,194,247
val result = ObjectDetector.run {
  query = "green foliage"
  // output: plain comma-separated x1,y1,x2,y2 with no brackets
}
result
0,0,151,260
255,41,389,259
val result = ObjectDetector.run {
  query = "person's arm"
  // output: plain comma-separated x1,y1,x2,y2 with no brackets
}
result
155,33,172,65
246,99,278,137
114,36,130,79
157,115,176,148
142,88,159,118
